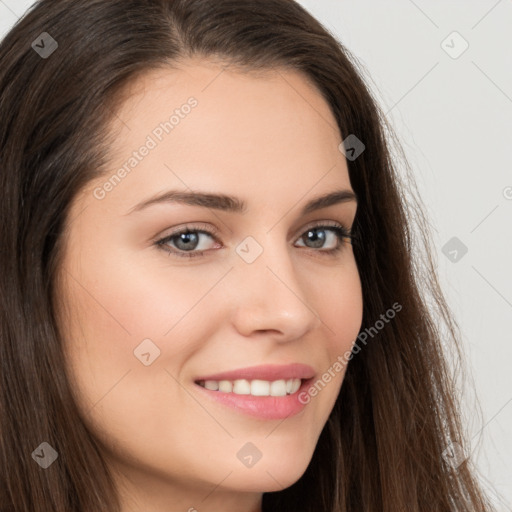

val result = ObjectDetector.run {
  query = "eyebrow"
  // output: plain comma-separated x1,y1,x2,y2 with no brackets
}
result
125,188,357,216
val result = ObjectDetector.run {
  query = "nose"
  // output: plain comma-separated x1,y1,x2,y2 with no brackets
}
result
228,240,321,342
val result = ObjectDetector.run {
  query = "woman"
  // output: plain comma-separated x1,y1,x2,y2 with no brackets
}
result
0,0,494,510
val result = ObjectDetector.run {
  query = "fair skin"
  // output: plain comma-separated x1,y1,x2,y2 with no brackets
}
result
56,59,363,512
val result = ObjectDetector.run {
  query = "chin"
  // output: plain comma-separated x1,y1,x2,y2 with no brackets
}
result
225,456,311,493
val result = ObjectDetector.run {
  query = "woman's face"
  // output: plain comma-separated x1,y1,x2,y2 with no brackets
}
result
56,59,363,511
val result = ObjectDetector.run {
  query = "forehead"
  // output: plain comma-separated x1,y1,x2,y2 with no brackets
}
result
78,58,351,215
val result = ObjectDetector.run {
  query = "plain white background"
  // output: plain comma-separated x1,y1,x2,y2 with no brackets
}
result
1,0,510,509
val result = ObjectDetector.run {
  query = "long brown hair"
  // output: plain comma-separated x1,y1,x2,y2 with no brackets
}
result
0,0,493,510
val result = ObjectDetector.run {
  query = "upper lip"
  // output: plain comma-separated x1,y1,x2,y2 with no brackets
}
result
195,363,316,382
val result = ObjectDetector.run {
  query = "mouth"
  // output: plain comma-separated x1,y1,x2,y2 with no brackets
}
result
191,363,316,419
193,377,314,420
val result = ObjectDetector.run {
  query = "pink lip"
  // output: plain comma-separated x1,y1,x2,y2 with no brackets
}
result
193,364,316,420
194,363,316,382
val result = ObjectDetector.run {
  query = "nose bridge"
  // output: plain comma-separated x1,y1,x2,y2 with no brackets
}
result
229,232,319,339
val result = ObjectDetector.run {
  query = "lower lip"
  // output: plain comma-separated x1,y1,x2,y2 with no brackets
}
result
193,379,313,420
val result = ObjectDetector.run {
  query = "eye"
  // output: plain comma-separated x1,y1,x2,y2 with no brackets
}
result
154,221,353,259
295,222,352,254
155,223,220,259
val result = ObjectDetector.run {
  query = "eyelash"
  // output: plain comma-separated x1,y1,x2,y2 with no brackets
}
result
154,221,353,259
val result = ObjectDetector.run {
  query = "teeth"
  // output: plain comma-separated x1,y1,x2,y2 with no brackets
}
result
251,379,270,396
204,380,219,391
199,378,302,396
233,379,251,394
270,379,287,396
218,380,232,393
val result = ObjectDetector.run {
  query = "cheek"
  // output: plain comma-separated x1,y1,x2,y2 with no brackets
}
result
57,252,197,406
315,257,363,349
58,247,233,410
305,258,363,403
63,244,216,344
58,255,217,466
